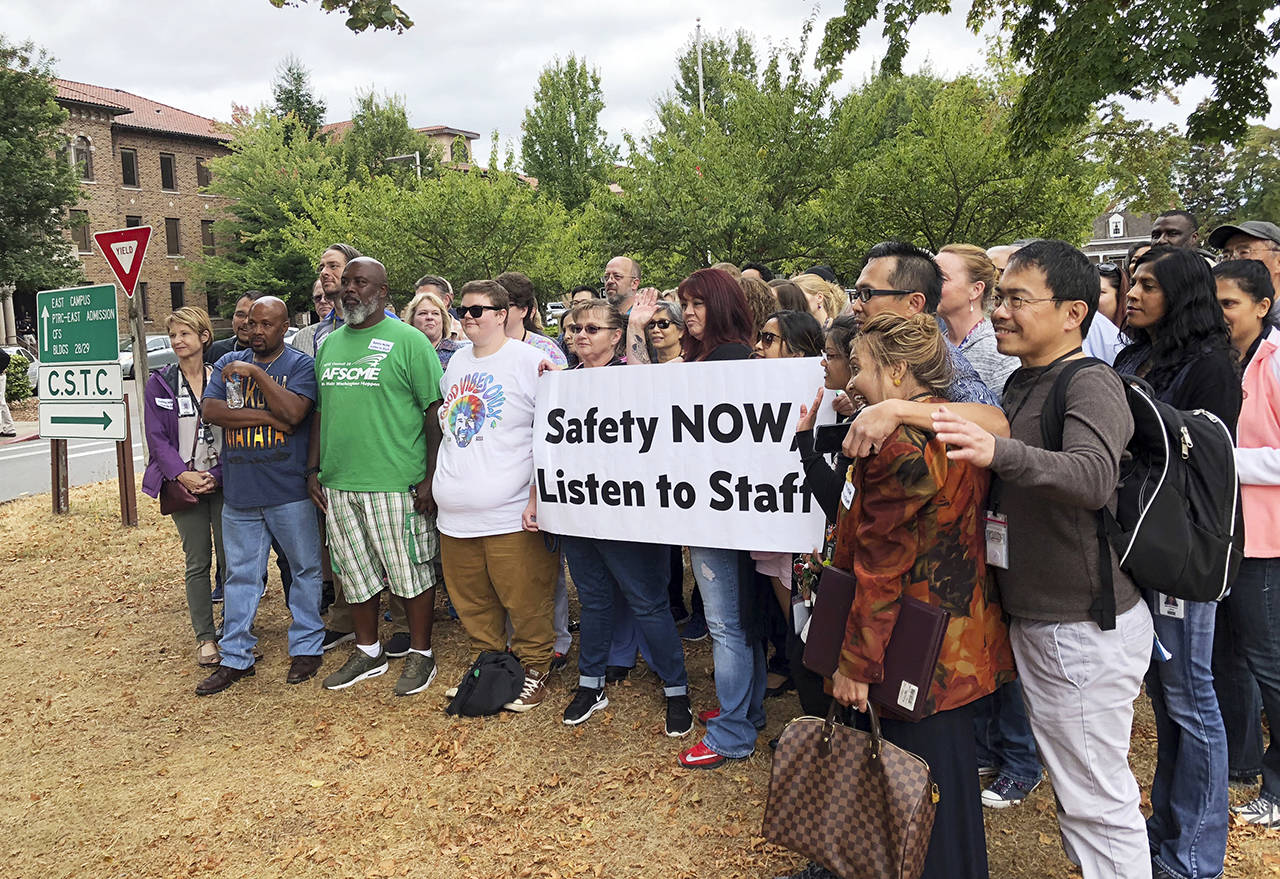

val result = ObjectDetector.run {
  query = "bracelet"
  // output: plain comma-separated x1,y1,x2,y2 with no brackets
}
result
304,466,320,478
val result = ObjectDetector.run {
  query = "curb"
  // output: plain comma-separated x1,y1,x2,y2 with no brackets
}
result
0,432,40,446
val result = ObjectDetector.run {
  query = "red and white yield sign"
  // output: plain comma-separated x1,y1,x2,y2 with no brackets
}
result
93,226,152,298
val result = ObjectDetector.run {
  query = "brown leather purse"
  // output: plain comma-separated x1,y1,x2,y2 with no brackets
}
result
762,703,938,879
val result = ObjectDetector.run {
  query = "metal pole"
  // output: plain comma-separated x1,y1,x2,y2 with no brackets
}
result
695,18,705,115
117,391,138,526
51,438,69,514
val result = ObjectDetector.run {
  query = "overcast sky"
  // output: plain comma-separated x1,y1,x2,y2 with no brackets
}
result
9,0,1278,159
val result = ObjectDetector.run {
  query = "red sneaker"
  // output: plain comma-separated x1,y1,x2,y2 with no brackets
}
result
696,707,720,725
679,740,728,770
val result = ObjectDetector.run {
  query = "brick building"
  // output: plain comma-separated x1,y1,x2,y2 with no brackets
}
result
51,79,231,333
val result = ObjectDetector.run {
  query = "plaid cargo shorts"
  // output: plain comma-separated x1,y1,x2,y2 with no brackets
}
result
324,488,438,603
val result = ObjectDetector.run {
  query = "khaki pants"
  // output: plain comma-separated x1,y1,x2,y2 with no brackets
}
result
440,530,557,673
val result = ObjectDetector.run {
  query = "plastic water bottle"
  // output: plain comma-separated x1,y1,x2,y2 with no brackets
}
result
226,375,245,409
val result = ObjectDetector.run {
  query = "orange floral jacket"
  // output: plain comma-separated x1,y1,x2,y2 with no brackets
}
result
832,419,1015,716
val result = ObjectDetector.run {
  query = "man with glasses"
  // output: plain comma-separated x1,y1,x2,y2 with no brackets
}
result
1209,221,1280,318
195,297,325,695
309,258,445,696
434,280,559,713
933,240,1154,879
602,256,641,313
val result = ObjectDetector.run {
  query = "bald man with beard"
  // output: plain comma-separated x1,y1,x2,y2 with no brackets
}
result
196,296,326,695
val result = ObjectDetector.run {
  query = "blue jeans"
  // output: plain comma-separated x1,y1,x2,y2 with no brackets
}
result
607,598,654,668
1146,594,1228,879
563,537,687,696
973,679,1043,786
691,546,766,758
1213,557,1280,802
219,499,325,669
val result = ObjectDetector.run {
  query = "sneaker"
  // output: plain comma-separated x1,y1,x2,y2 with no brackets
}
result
322,648,388,690
679,616,709,641
445,686,459,698
563,687,609,725
678,740,741,770
385,632,411,658
765,672,795,698
1232,795,1280,828
605,665,632,683
504,666,548,712
696,707,720,725
977,765,1000,783
549,651,568,673
210,583,224,604
394,652,437,696
321,629,354,652
567,619,580,633
981,774,1041,808
286,654,322,684
195,663,255,696
665,694,693,737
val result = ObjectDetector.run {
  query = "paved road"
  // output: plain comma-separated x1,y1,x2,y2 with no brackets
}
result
0,406,145,503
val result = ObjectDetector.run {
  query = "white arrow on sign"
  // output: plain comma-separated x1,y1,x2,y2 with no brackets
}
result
41,306,49,353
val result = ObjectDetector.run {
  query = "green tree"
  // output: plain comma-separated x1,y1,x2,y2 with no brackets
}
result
669,29,758,122
191,107,343,313
1175,125,1280,230
520,54,618,210
0,37,84,294
817,0,1279,151
272,55,327,136
335,91,438,182
265,0,411,32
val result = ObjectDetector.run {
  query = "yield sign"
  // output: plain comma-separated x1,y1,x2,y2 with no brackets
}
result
93,226,152,298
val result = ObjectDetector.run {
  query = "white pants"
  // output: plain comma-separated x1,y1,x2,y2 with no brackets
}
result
1011,601,1155,879
0,373,14,433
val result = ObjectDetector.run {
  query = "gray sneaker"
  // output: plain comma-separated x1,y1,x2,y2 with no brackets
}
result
394,652,438,696
322,648,388,690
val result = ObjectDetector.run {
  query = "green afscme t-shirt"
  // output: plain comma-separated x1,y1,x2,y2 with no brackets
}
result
315,317,443,492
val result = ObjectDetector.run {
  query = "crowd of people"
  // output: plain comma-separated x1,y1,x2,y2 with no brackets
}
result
140,212,1280,879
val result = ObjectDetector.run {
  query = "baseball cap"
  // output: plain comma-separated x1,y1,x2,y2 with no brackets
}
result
1207,220,1280,250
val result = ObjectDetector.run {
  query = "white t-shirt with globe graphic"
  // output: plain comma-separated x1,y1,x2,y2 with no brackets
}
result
434,337,545,538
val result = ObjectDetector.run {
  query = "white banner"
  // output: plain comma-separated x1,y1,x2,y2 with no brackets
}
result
533,358,832,552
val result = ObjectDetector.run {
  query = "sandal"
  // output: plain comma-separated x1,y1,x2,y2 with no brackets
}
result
197,640,221,667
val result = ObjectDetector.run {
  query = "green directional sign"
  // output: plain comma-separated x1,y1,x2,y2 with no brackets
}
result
36,284,120,364
39,401,127,441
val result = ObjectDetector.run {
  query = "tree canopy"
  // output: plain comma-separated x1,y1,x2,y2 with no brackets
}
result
272,55,327,136
266,0,411,33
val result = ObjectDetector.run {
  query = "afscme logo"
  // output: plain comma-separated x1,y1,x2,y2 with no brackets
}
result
321,352,387,383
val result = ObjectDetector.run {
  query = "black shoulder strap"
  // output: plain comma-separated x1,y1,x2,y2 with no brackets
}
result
1040,358,1110,451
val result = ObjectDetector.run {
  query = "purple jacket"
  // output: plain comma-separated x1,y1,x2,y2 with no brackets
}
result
141,365,222,499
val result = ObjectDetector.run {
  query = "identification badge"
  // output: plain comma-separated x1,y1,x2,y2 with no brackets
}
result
841,464,856,509
368,338,394,353
1157,593,1185,620
177,394,195,417
984,511,1009,569
897,681,919,712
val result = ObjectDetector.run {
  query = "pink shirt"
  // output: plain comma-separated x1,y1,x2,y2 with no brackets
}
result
1238,327,1280,557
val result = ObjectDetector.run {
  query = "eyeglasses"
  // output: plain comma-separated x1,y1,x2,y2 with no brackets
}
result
647,319,675,330
601,272,630,283
565,324,610,335
992,293,1059,311
849,287,914,303
758,331,780,347
1222,245,1280,260
312,295,326,304
454,305,504,319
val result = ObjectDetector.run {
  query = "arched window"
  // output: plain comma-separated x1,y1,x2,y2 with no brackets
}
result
73,136,93,181
1108,213,1125,238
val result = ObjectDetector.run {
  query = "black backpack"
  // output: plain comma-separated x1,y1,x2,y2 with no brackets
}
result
1040,358,1244,629
445,651,525,717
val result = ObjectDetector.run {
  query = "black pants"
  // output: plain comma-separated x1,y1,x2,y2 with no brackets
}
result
849,699,989,879
786,618,831,717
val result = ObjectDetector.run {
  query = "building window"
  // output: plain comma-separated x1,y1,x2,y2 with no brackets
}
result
170,282,185,310
1109,214,1125,238
165,217,181,255
69,209,91,252
138,282,150,322
196,158,211,189
126,215,143,228
160,153,177,191
73,136,94,181
201,220,216,256
120,148,139,187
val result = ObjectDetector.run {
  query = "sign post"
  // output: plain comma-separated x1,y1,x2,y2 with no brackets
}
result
35,283,132,522
94,226,152,459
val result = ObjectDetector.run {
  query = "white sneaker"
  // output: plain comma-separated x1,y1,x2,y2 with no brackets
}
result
1232,796,1280,828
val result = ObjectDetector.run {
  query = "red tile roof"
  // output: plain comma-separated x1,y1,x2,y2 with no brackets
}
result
319,121,480,142
54,79,224,141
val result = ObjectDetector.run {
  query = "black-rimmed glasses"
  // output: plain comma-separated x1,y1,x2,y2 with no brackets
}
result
849,287,914,303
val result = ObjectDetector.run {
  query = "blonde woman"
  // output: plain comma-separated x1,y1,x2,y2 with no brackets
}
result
937,244,1018,397
142,307,225,667
403,289,469,370
791,273,844,329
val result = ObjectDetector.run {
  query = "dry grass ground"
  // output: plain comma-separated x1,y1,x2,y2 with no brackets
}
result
0,482,1276,879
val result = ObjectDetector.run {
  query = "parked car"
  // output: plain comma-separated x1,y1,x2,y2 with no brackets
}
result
119,334,178,380
1,345,40,395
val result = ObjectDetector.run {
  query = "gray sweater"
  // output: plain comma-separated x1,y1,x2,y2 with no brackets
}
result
989,359,1142,623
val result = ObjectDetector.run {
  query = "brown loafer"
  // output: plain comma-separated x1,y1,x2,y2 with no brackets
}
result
287,654,323,685
195,663,255,696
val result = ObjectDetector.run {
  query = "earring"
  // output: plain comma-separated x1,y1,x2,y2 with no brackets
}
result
969,302,975,314
893,378,902,386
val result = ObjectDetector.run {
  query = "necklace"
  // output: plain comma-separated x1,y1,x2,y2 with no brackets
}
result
254,347,286,369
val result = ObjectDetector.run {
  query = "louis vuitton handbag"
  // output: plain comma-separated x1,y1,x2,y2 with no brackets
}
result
762,703,938,879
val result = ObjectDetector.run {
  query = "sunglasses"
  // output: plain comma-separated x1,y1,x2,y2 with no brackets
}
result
312,296,326,304
1097,263,1119,272
647,319,675,330
454,305,504,319
565,324,610,335
758,331,780,347
849,287,914,303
